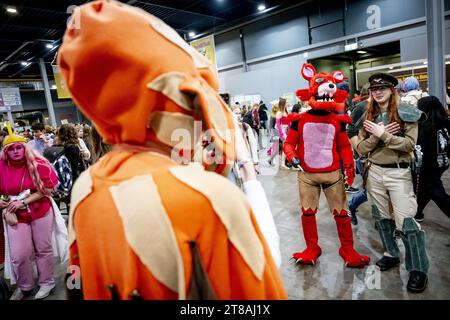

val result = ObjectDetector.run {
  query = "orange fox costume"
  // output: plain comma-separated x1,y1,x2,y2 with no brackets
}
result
58,0,287,299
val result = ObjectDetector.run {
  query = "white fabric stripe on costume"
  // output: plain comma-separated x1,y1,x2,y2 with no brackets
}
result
109,175,186,300
169,163,266,281
147,72,194,112
147,111,195,149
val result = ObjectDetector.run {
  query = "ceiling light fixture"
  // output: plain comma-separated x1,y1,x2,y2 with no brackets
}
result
257,4,266,11
356,50,367,54
188,31,196,37
46,44,54,49
6,7,17,14
389,66,394,70
51,85,57,90
21,61,28,66
423,61,427,65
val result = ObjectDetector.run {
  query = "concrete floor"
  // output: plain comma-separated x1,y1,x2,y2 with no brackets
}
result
258,150,450,300
2,147,450,300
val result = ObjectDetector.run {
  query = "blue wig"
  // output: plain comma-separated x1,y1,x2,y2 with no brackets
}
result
402,76,420,92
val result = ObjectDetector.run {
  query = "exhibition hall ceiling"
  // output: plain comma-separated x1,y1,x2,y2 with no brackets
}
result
0,0,302,78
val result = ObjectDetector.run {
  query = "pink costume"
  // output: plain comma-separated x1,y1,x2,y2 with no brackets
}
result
0,158,56,223
268,114,288,157
0,157,58,291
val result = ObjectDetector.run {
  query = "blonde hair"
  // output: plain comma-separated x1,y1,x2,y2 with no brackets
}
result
271,103,279,117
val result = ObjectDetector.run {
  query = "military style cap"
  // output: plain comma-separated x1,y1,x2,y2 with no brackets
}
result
368,73,398,89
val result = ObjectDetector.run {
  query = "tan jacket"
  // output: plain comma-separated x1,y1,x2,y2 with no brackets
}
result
357,121,418,165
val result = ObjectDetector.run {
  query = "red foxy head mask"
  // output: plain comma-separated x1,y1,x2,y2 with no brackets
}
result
296,63,348,112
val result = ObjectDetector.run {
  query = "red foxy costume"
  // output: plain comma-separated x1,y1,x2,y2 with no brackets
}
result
283,64,370,267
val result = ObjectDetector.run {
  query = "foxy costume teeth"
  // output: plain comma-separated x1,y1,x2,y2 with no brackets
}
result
283,63,370,268
57,0,287,300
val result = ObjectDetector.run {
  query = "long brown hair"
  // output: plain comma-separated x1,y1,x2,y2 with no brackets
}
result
58,124,80,147
278,98,287,115
366,87,402,125
89,125,111,164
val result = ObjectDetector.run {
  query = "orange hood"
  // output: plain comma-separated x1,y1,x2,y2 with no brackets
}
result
57,0,235,162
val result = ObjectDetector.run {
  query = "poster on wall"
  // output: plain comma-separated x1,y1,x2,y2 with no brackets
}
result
0,87,22,112
52,65,72,99
190,35,217,70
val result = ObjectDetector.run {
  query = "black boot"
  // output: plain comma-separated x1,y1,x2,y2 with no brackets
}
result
376,255,400,271
407,271,428,293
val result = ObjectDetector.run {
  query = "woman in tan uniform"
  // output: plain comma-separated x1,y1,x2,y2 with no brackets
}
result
357,73,429,293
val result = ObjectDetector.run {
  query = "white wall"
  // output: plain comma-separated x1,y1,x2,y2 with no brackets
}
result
218,54,307,104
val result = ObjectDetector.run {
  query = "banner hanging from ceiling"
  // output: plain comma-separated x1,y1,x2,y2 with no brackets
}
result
52,65,72,99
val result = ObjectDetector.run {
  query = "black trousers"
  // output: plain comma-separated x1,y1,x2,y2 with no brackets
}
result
412,172,450,217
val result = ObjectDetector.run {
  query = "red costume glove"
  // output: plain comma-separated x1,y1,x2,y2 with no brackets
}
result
336,125,355,187
343,163,355,187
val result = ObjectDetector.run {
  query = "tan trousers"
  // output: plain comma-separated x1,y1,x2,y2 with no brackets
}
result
298,170,347,214
366,164,418,230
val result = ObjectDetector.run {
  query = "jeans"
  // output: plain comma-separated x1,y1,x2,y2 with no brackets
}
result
349,189,368,211
349,157,368,211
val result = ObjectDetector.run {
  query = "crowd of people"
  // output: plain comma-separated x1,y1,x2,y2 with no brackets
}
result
0,0,449,300
0,122,110,300
231,72,450,293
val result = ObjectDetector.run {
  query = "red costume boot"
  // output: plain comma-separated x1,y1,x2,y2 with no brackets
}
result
293,208,322,265
334,210,370,268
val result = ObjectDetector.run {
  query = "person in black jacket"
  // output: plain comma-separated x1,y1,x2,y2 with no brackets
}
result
414,96,450,221
57,124,86,183
258,101,268,129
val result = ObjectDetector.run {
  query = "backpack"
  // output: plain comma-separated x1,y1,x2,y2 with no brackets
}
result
436,127,450,171
43,146,73,197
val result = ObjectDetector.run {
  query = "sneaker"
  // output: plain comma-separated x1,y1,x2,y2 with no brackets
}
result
10,288,24,300
345,186,359,194
34,284,55,300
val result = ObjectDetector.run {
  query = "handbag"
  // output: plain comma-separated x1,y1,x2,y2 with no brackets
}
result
3,170,27,226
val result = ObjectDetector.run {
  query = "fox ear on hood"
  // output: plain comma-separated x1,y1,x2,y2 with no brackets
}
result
301,63,316,81
331,71,345,83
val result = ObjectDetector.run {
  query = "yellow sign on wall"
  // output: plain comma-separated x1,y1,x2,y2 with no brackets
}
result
52,65,72,99
190,35,216,69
